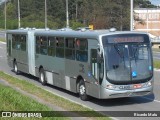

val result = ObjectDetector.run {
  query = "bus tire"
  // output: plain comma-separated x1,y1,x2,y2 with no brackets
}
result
79,80,88,101
39,68,46,85
13,61,19,75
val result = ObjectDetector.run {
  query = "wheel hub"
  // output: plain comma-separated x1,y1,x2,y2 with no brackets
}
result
14,64,17,72
40,73,44,82
80,85,85,95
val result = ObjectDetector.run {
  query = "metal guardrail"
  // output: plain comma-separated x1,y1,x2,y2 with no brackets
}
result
151,41,160,44
151,38,160,44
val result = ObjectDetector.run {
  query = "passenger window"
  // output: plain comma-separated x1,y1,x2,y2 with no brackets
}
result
76,39,88,50
48,37,55,56
12,35,16,49
40,36,47,55
40,36,47,46
76,38,88,62
56,37,64,47
56,37,64,58
65,38,75,60
21,35,26,51
35,36,40,54
11,34,26,51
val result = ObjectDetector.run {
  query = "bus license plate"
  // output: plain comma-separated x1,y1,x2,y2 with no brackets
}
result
119,85,132,90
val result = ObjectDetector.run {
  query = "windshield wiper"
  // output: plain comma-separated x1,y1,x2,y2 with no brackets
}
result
114,44,126,68
132,46,138,63
114,44,124,58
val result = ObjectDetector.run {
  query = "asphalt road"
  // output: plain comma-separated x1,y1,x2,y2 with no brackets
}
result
0,31,5,38
0,42,160,120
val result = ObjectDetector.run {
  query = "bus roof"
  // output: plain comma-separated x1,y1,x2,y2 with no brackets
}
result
6,28,149,39
34,29,149,40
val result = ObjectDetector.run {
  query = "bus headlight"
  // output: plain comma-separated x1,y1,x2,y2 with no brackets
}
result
143,81,152,88
106,85,116,90
147,81,152,86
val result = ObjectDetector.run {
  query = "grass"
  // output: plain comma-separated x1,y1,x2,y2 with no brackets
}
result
0,84,67,120
0,38,5,42
154,60,160,69
0,71,111,119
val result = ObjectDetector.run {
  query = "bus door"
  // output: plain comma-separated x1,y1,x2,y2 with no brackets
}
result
7,34,12,57
87,49,100,98
7,34,12,67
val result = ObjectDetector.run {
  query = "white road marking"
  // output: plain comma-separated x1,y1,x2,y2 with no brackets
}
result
0,42,6,44
154,69,160,72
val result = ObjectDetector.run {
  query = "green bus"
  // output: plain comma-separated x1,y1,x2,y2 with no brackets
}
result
6,28,154,100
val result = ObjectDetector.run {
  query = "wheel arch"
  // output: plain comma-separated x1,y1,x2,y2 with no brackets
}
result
39,65,43,72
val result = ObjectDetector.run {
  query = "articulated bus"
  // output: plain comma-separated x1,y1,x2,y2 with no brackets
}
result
6,28,153,100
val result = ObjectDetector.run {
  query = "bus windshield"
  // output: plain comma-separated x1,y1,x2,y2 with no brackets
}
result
102,34,153,84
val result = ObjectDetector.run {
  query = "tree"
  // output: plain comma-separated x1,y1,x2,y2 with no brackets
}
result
0,0,157,30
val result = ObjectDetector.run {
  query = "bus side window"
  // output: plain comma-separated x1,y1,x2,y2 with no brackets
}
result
56,37,59,47
48,37,55,56
12,35,16,49
65,38,75,60
16,35,21,50
40,36,48,55
21,35,26,51
36,36,40,54
56,37,64,58
76,39,88,62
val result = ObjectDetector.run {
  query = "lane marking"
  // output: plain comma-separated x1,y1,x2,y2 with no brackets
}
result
154,69,160,72
0,42,6,44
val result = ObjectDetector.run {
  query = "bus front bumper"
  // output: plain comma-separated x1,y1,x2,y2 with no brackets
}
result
100,85,153,99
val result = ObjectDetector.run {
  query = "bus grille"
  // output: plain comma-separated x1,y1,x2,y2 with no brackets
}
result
109,91,151,97
132,91,151,96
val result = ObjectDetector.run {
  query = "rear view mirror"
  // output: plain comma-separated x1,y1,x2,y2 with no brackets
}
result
97,48,103,63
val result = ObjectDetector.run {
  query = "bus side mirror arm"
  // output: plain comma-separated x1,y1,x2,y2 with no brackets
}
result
97,48,104,82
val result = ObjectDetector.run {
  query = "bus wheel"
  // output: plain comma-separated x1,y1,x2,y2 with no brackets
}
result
39,68,46,85
13,61,19,75
79,80,88,101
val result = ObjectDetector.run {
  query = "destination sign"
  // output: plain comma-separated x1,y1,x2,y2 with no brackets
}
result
108,36,144,43
102,34,149,45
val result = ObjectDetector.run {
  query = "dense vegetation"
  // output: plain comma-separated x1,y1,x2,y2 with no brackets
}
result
0,0,156,30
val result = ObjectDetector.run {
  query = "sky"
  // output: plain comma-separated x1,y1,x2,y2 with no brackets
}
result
150,0,160,6
0,0,5,5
